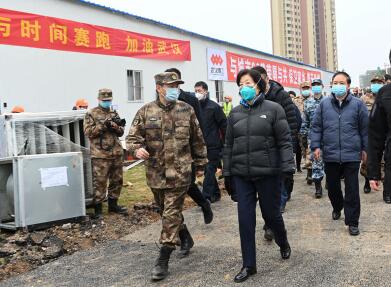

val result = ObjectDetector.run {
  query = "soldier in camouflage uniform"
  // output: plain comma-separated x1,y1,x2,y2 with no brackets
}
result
298,81,313,184
360,75,385,193
84,89,128,218
126,72,207,281
301,79,325,198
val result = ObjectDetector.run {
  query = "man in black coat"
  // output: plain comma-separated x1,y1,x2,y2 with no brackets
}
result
367,52,391,203
194,81,227,202
252,66,297,240
165,68,214,223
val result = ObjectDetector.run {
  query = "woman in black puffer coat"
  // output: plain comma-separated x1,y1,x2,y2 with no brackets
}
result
223,69,294,283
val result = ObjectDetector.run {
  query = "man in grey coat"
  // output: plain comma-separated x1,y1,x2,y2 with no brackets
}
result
311,71,368,236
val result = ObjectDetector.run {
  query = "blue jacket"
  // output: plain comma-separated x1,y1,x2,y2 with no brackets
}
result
310,93,368,163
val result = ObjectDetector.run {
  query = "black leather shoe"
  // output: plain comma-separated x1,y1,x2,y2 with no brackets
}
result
264,227,274,241
234,267,257,283
363,178,371,194
201,200,214,224
280,244,291,260
178,224,194,258
332,210,341,220
348,226,360,236
384,193,391,204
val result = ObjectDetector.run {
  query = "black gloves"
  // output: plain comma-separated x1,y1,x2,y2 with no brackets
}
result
224,176,237,202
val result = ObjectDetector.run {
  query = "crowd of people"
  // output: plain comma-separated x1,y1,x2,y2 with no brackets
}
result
10,51,391,283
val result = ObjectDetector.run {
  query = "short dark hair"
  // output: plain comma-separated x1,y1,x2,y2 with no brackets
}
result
236,69,266,93
165,68,181,79
288,90,296,96
332,71,352,84
385,74,391,81
194,81,208,91
252,66,267,76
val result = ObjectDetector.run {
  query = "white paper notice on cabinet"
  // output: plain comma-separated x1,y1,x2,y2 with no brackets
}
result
40,166,69,190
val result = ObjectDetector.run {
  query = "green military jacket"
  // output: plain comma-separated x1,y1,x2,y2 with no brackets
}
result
126,99,207,189
84,106,124,159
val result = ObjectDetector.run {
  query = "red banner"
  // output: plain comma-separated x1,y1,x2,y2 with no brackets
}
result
226,51,321,88
0,8,191,61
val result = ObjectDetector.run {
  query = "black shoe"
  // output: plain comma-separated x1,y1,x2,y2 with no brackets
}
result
151,245,174,281
383,193,391,204
297,168,302,173
306,170,313,185
178,224,194,258
264,227,274,241
280,244,291,260
332,210,341,220
280,204,286,213
314,181,323,198
201,200,214,224
108,198,128,214
94,203,103,219
234,267,257,283
348,226,360,236
364,178,371,194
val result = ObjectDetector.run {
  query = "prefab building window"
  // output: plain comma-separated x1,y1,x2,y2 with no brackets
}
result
127,70,143,102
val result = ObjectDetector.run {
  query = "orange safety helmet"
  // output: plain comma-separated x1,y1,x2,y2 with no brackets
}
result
11,106,25,113
75,98,89,109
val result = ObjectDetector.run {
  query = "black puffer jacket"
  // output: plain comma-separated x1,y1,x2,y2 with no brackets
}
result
178,89,204,133
223,95,294,178
266,80,298,150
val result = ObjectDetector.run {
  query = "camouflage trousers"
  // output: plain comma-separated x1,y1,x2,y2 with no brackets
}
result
308,139,324,180
92,157,123,203
151,186,188,248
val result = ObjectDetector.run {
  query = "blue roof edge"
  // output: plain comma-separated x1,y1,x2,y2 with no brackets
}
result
73,0,334,74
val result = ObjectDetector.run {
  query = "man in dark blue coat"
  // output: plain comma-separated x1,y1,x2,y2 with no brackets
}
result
311,71,368,236
194,81,227,202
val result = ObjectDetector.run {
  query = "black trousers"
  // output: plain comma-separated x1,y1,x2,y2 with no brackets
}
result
187,163,208,207
202,160,221,200
384,168,391,197
234,175,288,268
324,162,361,226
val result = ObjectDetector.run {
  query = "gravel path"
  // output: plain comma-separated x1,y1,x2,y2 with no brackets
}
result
1,173,391,287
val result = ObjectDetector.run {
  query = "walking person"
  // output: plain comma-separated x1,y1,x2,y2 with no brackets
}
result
194,81,227,203
223,69,293,283
311,71,368,236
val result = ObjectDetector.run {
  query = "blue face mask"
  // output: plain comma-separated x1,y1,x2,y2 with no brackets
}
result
331,84,347,98
100,101,112,109
371,83,383,94
165,88,179,102
239,86,257,102
312,86,322,95
302,90,311,98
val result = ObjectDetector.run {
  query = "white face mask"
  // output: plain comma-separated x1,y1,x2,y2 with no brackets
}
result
195,92,206,101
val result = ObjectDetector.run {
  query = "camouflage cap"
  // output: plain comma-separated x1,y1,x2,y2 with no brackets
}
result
154,72,185,85
300,81,311,88
370,75,385,83
98,88,113,100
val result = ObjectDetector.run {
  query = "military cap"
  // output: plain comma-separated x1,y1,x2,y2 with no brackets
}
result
154,72,185,85
98,88,113,100
370,75,385,83
300,81,311,88
311,78,323,85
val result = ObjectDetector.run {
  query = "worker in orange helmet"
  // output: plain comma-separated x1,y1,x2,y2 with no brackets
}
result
73,99,89,110
11,106,25,113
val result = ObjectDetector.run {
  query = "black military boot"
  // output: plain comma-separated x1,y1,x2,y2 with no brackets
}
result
314,180,323,198
383,192,391,204
178,224,194,258
108,198,128,214
306,169,313,185
363,178,371,194
201,200,214,224
151,245,175,281
94,203,103,219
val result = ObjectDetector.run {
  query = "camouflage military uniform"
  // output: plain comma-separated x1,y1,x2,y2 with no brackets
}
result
84,102,124,203
299,96,312,164
292,95,304,114
300,96,324,180
126,78,207,247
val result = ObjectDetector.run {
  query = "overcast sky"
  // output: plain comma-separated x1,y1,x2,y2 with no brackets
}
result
89,0,390,86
